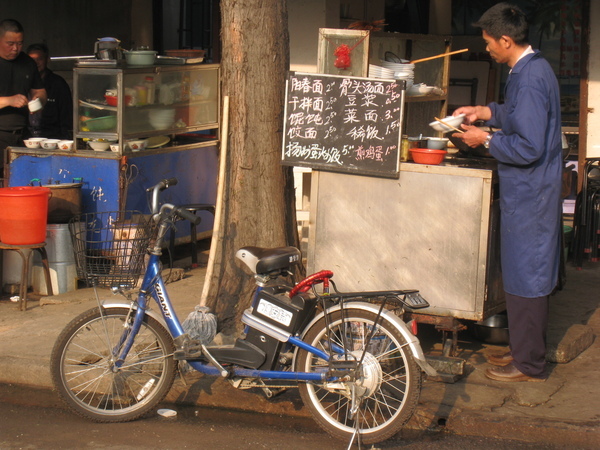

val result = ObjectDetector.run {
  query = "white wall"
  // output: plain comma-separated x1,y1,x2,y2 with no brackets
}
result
288,0,385,73
289,0,330,72
587,1,600,158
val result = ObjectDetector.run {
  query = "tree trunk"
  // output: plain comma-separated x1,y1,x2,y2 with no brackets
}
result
203,0,299,334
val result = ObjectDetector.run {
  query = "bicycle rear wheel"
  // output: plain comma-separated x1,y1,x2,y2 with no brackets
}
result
295,308,422,445
51,307,176,422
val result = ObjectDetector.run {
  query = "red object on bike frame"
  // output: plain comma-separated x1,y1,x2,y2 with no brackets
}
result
289,270,334,298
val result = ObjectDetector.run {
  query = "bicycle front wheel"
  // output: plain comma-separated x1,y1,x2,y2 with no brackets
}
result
295,308,422,444
51,307,176,422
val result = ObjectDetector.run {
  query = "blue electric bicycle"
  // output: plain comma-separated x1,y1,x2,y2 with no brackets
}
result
51,178,436,445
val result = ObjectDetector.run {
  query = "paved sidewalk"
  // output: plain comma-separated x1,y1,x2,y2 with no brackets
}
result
0,254,598,447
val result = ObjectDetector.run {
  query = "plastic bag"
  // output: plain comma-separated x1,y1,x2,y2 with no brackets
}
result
181,306,217,345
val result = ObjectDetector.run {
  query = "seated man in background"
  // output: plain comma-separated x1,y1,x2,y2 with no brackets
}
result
27,43,72,139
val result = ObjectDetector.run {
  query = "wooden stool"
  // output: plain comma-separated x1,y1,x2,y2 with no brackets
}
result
0,242,53,311
169,204,215,268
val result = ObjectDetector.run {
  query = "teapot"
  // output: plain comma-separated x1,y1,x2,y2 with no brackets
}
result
94,37,124,60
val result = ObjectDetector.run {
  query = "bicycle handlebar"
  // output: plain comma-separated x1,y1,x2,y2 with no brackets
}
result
146,177,201,223
148,178,179,213
176,207,202,225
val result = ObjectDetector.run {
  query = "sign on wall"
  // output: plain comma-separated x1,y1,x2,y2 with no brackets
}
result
282,72,405,178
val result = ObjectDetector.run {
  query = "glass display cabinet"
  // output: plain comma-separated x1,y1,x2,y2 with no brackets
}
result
73,63,220,154
9,63,220,242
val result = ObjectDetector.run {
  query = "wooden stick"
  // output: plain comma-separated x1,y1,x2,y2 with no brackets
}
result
410,48,469,64
200,95,229,306
434,116,464,133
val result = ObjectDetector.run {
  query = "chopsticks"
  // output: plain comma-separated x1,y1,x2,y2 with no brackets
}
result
434,117,464,133
410,48,469,64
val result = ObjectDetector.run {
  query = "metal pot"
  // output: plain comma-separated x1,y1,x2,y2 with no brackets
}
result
43,182,83,224
471,313,510,345
124,50,157,66
94,37,123,60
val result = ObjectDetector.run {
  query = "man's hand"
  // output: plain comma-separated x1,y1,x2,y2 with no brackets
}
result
0,94,29,109
452,124,489,148
453,105,492,124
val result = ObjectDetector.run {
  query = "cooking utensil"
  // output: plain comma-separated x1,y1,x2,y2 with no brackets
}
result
434,116,464,133
94,37,123,60
471,314,509,345
31,178,83,223
425,137,449,149
410,148,447,165
410,48,468,64
124,50,157,66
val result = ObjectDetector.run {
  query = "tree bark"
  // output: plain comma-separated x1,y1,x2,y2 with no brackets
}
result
203,0,299,334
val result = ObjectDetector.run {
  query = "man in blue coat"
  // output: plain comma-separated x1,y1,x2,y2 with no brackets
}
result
453,3,562,382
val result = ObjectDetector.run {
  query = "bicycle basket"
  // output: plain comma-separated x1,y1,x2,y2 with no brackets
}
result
69,210,154,288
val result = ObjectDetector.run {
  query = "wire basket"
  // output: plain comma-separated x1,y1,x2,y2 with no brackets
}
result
69,211,154,288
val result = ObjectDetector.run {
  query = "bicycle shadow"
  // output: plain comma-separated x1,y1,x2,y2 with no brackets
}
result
170,363,306,414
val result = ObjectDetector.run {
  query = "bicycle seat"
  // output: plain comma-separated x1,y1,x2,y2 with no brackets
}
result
236,246,301,274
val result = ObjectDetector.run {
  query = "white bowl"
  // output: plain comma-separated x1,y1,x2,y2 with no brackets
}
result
24,138,46,148
127,139,148,152
429,114,465,132
41,139,61,150
88,140,111,151
57,140,73,150
109,143,120,152
408,83,435,96
28,98,42,112
148,109,175,130
426,137,449,149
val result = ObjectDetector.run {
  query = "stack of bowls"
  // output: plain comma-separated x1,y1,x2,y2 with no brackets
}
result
368,64,395,79
148,109,176,130
380,61,415,89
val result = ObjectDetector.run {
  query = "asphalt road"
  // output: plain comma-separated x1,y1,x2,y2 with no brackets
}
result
0,383,564,449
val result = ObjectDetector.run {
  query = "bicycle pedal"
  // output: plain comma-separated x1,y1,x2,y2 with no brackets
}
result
173,346,203,361
404,292,430,309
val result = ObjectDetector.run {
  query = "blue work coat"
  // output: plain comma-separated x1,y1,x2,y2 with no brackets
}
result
486,50,562,298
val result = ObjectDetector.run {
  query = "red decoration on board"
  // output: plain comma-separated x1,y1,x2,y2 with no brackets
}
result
334,44,352,70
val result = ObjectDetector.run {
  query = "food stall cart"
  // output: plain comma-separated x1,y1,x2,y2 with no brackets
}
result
8,62,220,244
283,51,504,359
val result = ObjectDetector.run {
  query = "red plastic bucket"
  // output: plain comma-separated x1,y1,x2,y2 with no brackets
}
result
0,186,51,245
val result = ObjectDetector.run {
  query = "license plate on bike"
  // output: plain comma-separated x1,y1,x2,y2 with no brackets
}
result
256,299,293,327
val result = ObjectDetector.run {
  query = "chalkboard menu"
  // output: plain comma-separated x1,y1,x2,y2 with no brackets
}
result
282,72,405,178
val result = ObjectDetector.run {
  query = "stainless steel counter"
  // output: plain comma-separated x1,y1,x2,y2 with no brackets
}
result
307,156,504,321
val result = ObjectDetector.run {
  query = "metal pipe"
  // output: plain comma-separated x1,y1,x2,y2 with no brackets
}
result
50,55,96,61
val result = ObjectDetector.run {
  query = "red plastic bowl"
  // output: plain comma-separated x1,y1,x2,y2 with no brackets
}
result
105,95,118,106
410,148,447,165
104,95,132,106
